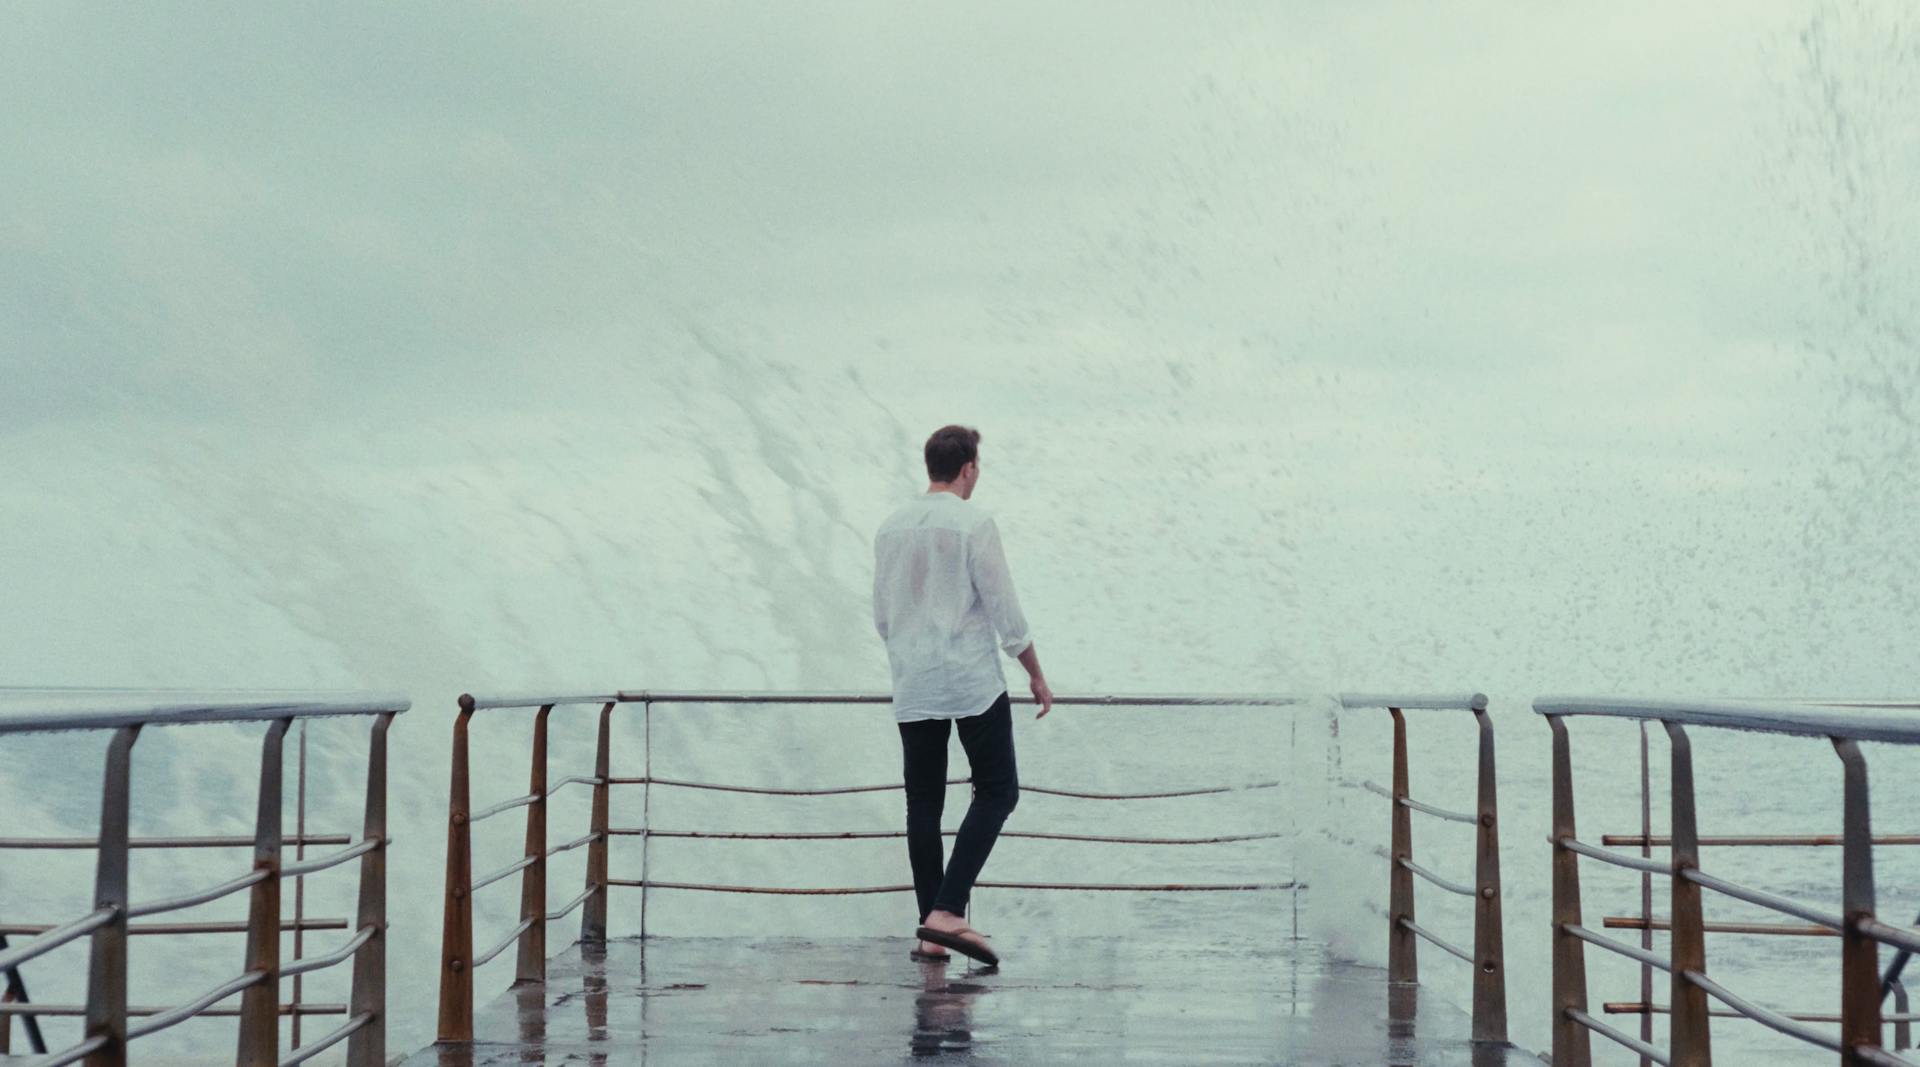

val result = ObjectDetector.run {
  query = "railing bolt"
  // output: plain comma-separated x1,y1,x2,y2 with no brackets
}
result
1480,885,1495,899
453,813,467,826
453,887,465,900
1480,813,1494,828
450,959,465,972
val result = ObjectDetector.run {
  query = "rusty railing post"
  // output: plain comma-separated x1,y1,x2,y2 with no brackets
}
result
1470,707,1507,1043
516,706,552,983
237,719,288,1067
640,699,652,947
1893,980,1911,1051
1665,721,1711,1067
1836,738,1882,1063
1639,720,1655,1066
1548,715,1592,1067
1387,707,1417,984
582,701,613,943
84,725,139,1067
346,711,393,1067
290,720,310,1050
438,696,476,1042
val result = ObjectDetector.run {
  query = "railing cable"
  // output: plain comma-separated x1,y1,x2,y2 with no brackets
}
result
608,878,1301,895
606,775,1280,800
617,827,1283,845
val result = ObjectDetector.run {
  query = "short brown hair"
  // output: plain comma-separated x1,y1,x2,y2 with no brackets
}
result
924,425,981,482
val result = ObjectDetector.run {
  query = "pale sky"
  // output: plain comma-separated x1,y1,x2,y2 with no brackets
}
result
2,1,1915,700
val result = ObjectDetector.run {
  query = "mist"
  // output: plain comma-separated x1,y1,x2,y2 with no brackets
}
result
3,2,1916,1061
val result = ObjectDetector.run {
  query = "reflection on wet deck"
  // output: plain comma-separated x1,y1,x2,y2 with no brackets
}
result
402,936,1534,1066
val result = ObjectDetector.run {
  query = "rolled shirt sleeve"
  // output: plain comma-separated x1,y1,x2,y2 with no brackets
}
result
967,516,1033,658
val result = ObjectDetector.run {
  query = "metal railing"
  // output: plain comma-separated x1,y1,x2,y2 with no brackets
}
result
1538,696,1920,1067
1340,693,1508,1045
436,689,1387,1043
0,688,407,1067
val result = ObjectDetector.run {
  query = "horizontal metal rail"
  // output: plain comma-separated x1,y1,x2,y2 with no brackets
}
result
1683,968,1842,1052
127,869,267,918
469,792,539,824
545,886,599,922
0,689,409,734
546,831,601,856
125,970,267,1039
1604,915,1835,937
1338,692,1489,711
472,917,536,969
1567,1007,1672,1066
278,1011,373,1067
619,690,1315,707
281,838,379,878
30,1034,108,1067
617,827,1285,845
1861,918,1920,956
466,690,1325,711
607,878,1302,895
461,693,618,710
1535,695,1920,745
1562,923,1672,972
280,924,378,979
1398,858,1474,897
1604,833,1920,848
1558,836,1672,875
947,878,1300,892
1681,867,1845,931
546,775,604,796
605,774,1279,800
0,834,350,850
1603,1002,1920,1024
0,918,346,937
604,774,958,796
471,855,538,894
1402,795,1475,824
1397,917,1473,964
0,909,115,971
1358,779,1477,823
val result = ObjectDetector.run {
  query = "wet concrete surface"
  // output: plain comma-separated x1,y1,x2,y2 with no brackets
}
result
402,935,1539,1066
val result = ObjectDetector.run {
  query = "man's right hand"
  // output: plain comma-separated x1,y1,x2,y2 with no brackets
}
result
1031,676,1054,719
1015,643,1052,719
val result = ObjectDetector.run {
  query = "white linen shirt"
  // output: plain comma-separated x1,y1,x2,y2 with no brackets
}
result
872,492,1033,723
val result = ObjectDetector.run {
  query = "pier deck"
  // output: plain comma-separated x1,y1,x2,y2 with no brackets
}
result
402,934,1533,1066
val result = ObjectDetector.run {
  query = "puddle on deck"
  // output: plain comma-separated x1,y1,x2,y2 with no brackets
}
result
402,935,1536,1065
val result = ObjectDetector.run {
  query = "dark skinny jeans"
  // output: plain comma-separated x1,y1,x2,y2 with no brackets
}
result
897,692,1020,922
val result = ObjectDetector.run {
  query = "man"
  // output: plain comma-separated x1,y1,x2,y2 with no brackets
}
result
872,424,1053,967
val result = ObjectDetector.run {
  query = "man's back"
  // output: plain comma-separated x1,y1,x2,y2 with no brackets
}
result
873,492,1031,723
